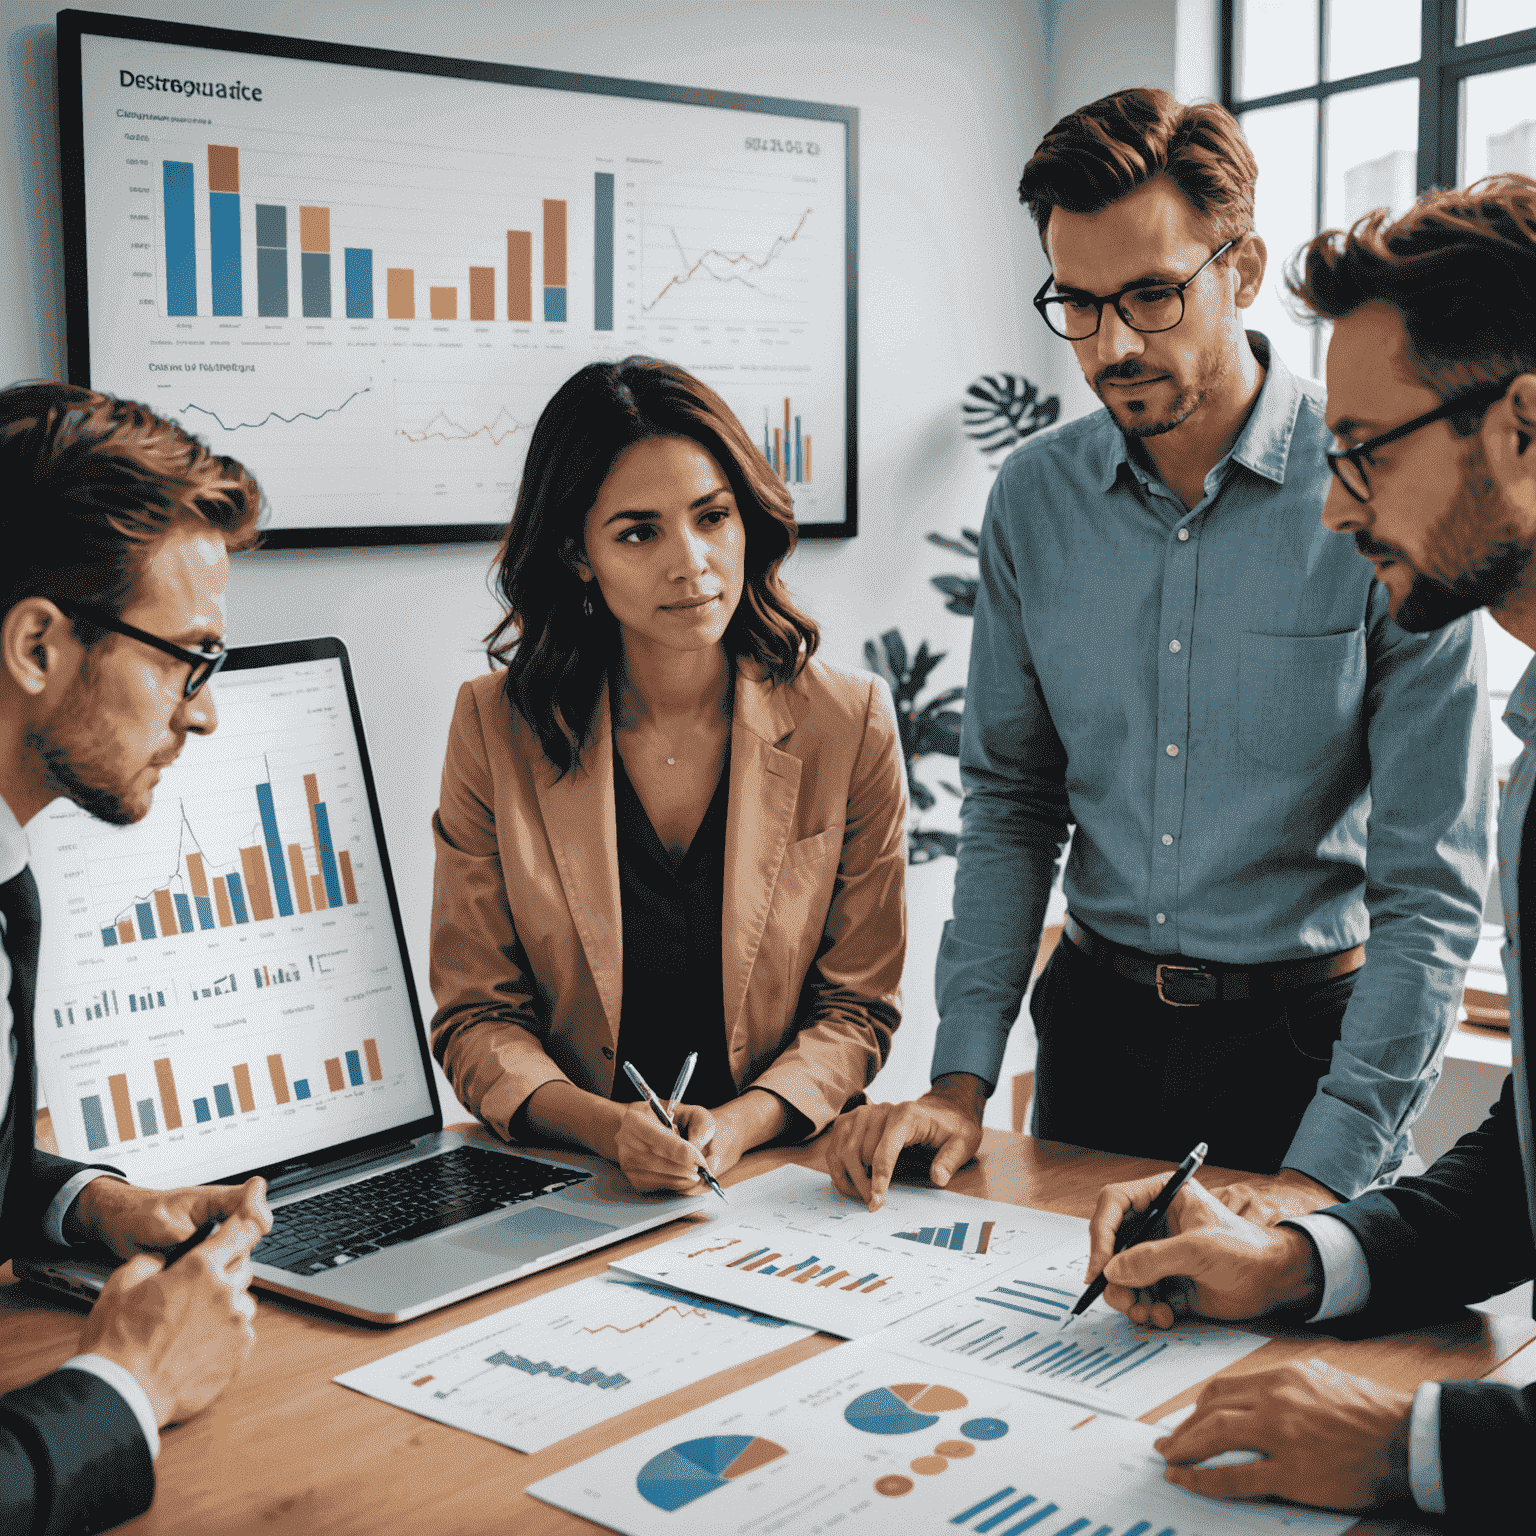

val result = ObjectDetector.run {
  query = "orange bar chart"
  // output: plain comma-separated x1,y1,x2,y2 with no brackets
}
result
287,845,313,914
543,199,567,286
153,888,178,937
338,851,359,905
213,876,234,927
430,286,457,319
387,267,415,319
469,266,494,321
154,1057,183,1131
304,775,329,910
507,231,532,321
299,205,330,253
116,918,135,945
207,144,239,194
311,875,328,910
239,846,275,922
268,1053,291,1106
324,1057,345,1092
108,1073,136,1141
363,1038,382,1082
233,1062,255,1114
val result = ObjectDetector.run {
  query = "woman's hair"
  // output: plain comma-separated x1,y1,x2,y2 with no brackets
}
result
486,356,819,774
1019,86,1256,254
1287,174,1536,415
0,382,263,636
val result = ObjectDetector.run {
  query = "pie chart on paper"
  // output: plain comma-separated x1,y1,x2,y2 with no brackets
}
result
843,1382,969,1435
635,1435,787,1511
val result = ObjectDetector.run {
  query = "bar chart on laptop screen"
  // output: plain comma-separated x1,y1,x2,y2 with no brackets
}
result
30,657,434,1187
74,31,849,536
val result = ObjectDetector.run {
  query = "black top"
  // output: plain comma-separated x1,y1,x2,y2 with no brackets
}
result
609,748,738,1110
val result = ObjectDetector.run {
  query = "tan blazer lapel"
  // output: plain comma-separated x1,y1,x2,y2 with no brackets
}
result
722,669,801,1045
532,685,623,1040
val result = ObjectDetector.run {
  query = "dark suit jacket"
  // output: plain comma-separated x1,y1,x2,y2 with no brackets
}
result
1325,1054,1533,1527
1,910,153,1535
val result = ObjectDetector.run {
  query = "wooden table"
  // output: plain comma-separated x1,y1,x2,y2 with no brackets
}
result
3,1128,1532,1535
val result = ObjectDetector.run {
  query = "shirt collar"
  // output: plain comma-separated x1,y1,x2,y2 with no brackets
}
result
1504,651,1536,745
0,796,28,886
1096,330,1304,496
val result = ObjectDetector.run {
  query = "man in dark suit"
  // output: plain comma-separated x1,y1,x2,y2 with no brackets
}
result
1082,175,1536,1526
1,384,273,1534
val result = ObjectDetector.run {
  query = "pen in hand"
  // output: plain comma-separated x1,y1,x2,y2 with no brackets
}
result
160,1219,220,1268
666,1051,699,1119
1064,1140,1207,1326
623,1061,728,1202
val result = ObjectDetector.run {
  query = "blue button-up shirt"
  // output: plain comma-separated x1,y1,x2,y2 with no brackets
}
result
932,335,1494,1198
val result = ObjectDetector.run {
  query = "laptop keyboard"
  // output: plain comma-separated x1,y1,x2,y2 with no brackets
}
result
253,1146,594,1275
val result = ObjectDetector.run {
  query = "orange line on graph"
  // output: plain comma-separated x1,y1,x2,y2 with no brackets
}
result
687,1238,743,1259
1070,1415,1098,1430
644,208,812,312
580,1304,706,1335
397,408,526,446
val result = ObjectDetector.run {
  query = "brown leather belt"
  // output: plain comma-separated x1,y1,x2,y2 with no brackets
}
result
1062,912,1366,1008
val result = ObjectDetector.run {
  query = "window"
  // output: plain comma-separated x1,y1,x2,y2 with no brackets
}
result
1223,0,1536,379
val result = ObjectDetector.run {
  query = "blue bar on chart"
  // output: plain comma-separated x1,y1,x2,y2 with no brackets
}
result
593,172,614,331
314,802,345,908
173,893,194,933
486,1350,630,1390
345,248,373,318
163,160,196,316
294,1078,311,1100
300,206,332,317
226,872,250,925
135,902,156,941
256,203,288,317
194,1097,211,1124
345,1049,364,1087
213,1083,235,1119
255,782,296,917
81,1095,109,1151
208,145,242,316
101,925,118,947
137,1098,159,1137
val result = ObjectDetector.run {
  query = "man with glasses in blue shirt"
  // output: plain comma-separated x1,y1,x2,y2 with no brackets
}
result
827,87,1492,1226
0,384,272,1535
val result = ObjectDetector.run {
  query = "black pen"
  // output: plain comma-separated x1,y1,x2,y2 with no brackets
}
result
161,1219,219,1267
1064,1140,1207,1326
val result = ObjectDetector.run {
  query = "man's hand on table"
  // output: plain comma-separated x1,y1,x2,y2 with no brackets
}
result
1156,1359,1412,1510
76,1212,264,1429
64,1174,272,1259
1211,1168,1340,1225
1086,1172,1323,1328
824,1074,986,1211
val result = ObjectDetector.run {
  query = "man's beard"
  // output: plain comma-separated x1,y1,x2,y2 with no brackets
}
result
1095,348,1227,440
1361,443,1533,633
23,665,142,826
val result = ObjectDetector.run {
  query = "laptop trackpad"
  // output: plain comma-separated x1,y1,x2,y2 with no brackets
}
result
446,1205,618,1260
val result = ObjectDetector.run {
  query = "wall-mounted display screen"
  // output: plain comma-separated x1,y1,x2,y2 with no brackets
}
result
58,10,858,545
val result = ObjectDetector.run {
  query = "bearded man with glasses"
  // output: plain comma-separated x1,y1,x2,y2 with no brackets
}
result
826,87,1493,1232
0,384,272,1534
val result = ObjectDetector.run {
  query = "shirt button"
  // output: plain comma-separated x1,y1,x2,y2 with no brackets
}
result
1168,639,1181,653
1177,528,1190,541
602,1047,615,1059
1162,834,1174,845
1156,913,1167,924
1166,743,1179,756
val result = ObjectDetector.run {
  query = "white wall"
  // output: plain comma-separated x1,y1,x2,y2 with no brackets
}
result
4,0,1066,1119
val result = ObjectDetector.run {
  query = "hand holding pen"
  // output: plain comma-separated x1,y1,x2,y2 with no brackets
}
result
623,1061,728,1202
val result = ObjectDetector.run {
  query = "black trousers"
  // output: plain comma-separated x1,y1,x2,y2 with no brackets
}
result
1029,933,1359,1176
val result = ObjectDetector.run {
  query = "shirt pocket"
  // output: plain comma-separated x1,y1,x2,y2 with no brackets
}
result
1237,628,1366,774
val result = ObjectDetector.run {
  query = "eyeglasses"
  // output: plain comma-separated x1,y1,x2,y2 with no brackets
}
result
53,599,228,698
1325,380,1512,504
1034,239,1237,341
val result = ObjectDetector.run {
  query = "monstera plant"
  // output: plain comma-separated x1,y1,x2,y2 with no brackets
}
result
869,373,1059,862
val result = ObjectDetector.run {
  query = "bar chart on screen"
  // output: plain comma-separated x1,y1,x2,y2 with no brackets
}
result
336,1273,813,1453
864,1238,1268,1419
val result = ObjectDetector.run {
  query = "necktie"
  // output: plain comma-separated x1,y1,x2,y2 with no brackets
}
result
1,866,41,1043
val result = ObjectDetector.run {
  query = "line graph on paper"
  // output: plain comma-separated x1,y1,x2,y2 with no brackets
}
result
335,1273,813,1453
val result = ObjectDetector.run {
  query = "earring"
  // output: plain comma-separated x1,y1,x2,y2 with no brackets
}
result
582,587,593,619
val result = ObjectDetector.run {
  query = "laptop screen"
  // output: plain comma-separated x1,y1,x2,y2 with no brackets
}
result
30,638,440,1190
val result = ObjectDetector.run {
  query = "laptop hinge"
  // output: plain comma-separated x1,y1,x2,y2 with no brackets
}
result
265,1136,421,1195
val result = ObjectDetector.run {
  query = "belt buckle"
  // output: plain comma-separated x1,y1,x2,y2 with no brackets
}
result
1155,963,1215,1008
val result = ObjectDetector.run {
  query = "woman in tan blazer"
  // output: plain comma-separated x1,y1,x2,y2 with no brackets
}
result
430,358,907,1194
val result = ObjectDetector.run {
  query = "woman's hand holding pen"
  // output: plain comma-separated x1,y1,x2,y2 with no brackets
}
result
612,1099,716,1193
1085,1174,1322,1328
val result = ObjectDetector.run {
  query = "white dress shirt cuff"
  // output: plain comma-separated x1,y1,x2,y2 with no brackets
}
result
61,1354,161,1460
1279,1212,1372,1321
44,1168,127,1246
1408,1380,1445,1514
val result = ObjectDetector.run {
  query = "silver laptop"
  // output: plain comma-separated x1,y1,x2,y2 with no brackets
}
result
26,636,699,1324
